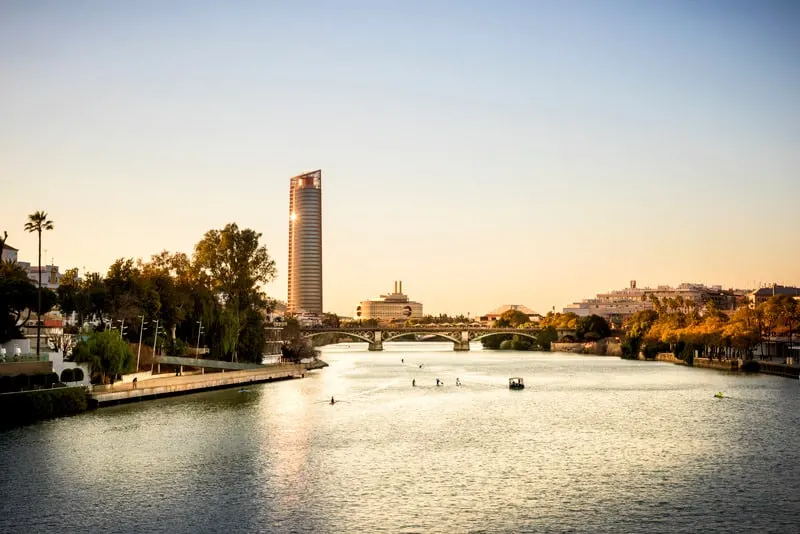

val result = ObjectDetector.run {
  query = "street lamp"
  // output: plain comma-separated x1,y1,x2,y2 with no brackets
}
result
196,320,205,358
150,318,164,372
118,318,127,340
136,315,147,371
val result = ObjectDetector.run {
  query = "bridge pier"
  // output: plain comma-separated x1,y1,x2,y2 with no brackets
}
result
368,342,383,351
453,341,470,351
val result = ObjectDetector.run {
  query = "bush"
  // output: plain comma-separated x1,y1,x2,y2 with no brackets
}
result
499,340,514,350
0,375,13,393
642,342,670,360
621,336,641,359
0,387,89,429
13,374,30,391
511,339,532,351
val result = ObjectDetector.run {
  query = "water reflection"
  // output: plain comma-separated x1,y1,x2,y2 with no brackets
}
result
1,343,799,533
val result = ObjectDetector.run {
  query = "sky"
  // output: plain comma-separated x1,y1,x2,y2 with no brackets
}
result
2,0,799,317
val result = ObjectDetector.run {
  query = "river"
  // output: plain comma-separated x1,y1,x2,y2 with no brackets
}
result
1,342,799,533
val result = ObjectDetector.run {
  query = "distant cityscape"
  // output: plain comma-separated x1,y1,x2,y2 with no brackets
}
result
2,164,799,338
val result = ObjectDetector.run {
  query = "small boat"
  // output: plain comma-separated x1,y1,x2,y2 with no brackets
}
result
714,392,724,398
509,377,525,390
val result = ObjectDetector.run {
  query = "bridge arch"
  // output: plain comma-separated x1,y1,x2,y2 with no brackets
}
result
382,331,460,344
301,331,373,345
470,332,539,344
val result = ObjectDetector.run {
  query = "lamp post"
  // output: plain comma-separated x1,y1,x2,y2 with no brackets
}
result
196,320,204,358
136,315,147,371
150,318,162,372
118,318,127,339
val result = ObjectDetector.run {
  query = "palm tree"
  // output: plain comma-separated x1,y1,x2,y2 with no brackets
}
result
24,211,55,356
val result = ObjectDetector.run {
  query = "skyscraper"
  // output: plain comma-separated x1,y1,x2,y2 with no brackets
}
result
288,170,323,315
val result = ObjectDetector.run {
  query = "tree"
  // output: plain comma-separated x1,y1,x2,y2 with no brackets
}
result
193,224,276,361
57,268,83,325
576,315,611,341
71,330,135,384
322,312,340,328
24,210,55,355
0,261,38,342
237,309,267,363
495,309,530,328
536,326,558,350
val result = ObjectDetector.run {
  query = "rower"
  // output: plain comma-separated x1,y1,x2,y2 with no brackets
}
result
330,396,335,405
412,379,416,387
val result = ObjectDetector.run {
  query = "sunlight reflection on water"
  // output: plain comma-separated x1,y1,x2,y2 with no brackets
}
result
1,343,799,533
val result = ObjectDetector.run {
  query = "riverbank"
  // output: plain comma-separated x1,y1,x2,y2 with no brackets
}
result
654,353,799,379
0,360,328,430
0,386,88,430
90,362,310,406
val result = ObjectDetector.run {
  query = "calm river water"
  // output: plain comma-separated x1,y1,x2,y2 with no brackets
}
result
2,343,800,533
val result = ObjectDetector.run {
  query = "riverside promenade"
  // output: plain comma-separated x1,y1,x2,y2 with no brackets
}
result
90,361,314,406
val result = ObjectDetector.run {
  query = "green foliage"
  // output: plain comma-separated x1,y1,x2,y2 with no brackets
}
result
280,338,318,363
495,310,530,328
56,223,280,364
540,311,579,330
536,326,558,350
620,336,641,359
164,337,189,357
642,342,669,359
0,261,38,342
510,338,532,351
237,309,267,363
499,339,514,350
0,387,88,430
71,330,135,384
576,315,611,341
481,333,511,349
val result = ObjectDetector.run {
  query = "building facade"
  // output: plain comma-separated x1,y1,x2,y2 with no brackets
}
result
2,243,18,262
356,281,423,321
288,170,323,316
748,284,800,308
563,280,744,323
479,304,539,324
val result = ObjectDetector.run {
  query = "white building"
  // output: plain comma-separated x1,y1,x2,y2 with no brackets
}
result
356,281,423,321
563,280,741,323
2,243,18,262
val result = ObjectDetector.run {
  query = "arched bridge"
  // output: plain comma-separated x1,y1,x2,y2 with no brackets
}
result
296,326,575,352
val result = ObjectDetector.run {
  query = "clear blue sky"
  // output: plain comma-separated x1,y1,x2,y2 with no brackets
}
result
2,0,798,316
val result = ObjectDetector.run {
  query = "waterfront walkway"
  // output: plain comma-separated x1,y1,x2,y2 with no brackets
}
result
90,363,308,406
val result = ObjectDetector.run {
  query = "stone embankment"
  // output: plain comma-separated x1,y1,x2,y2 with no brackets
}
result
661,355,799,379
551,338,622,356
90,361,322,406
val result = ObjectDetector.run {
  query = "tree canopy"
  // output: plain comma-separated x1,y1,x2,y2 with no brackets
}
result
0,261,57,343
71,330,135,384
55,223,279,364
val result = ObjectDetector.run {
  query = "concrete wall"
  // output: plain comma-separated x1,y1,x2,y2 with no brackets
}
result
91,364,307,405
655,352,685,364
49,350,91,386
693,358,740,371
552,338,621,356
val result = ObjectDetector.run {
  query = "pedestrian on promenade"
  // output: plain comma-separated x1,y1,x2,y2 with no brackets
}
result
132,377,138,389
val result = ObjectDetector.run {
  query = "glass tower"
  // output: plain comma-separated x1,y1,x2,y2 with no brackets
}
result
288,170,322,315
